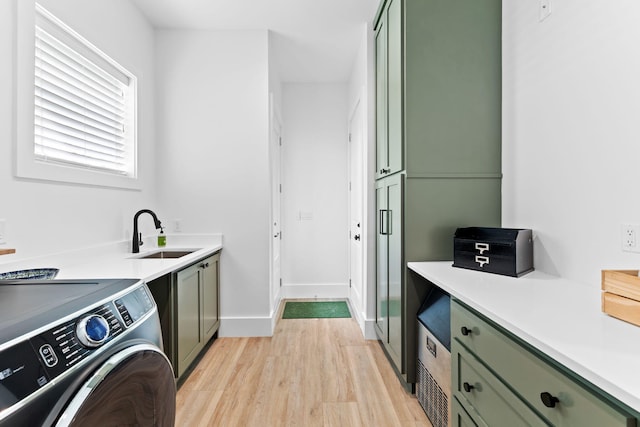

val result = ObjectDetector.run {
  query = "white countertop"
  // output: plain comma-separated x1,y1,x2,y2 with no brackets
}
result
0,234,223,282
408,261,640,413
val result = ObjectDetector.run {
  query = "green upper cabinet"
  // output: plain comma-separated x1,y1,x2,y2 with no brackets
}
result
376,0,402,179
375,0,502,178
375,16,387,178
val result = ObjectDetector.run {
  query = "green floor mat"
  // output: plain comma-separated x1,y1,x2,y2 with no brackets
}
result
282,301,351,319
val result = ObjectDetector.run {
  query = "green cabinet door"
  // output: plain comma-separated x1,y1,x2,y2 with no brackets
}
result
375,0,402,179
175,262,202,378
375,180,389,344
453,345,547,427
386,0,402,176
375,174,403,369
403,0,501,176
375,17,388,179
202,253,220,342
452,397,484,427
387,173,403,367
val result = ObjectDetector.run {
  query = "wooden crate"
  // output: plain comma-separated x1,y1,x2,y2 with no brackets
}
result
602,270,640,326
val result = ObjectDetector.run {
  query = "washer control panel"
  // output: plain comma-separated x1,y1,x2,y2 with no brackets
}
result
0,284,155,415
32,302,125,378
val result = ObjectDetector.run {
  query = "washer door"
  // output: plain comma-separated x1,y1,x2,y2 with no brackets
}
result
56,344,176,427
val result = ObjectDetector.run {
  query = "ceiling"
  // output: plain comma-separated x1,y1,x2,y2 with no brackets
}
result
131,0,379,82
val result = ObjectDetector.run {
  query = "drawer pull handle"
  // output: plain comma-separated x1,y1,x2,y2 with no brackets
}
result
475,255,489,268
475,242,489,254
461,326,473,336
540,392,559,408
463,382,475,393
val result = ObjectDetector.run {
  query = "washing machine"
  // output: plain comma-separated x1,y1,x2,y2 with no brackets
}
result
0,278,176,426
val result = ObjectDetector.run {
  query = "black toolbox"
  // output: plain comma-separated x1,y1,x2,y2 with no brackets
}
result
452,227,533,277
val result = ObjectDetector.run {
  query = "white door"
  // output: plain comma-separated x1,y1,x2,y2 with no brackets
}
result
348,100,364,305
270,107,282,306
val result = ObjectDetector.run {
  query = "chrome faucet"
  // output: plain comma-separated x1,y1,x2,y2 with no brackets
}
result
132,209,163,253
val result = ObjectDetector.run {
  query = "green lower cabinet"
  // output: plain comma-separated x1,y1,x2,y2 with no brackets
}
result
453,344,547,427
201,252,220,342
176,261,202,378
174,252,221,379
452,396,485,427
451,299,638,427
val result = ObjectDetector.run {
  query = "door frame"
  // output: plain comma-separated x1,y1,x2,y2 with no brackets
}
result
348,96,366,330
269,93,283,326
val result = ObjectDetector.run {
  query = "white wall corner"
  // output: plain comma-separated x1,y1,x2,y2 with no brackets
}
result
218,316,274,337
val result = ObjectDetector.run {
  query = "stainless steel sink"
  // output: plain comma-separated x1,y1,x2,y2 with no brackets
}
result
137,250,196,259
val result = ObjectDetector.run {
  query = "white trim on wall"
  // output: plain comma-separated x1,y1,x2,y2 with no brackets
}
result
281,283,350,299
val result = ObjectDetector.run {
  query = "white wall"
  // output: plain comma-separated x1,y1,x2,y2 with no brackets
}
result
503,1,640,286
347,23,377,337
155,30,273,336
0,0,158,261
281,83,349,296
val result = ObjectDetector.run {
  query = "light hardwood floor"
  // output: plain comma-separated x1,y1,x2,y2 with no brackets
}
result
175,307,433,426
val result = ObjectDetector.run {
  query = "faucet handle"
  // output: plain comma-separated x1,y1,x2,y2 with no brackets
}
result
139,232,144,247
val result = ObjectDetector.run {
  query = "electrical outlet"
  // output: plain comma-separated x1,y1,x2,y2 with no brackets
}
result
0,219,6,245
621,224,640,253
174,219,182,233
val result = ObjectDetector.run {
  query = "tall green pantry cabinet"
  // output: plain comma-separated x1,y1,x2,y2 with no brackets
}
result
374,0,502,389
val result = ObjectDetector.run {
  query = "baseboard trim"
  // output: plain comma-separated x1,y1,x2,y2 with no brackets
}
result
348,308,377,340
219,285,374,339
281,283,350,299
363,318,378,340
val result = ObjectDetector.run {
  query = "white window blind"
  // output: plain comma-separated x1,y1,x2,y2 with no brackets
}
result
34,5,136,176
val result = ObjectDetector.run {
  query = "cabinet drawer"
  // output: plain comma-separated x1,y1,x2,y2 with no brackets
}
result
452,300,636,426
453,344,546,427
452,396,486,427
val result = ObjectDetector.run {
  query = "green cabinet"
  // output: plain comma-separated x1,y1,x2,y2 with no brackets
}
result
452,397,482,427
202,254,220,342
454,344,546,426
452,299,637,426
176,261,202,378
376,174,403,368
374,0,502,387
174,252,220,379
375,0,502,180
376,0,402,179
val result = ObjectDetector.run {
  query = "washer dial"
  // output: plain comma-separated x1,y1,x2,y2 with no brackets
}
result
76,315,110,348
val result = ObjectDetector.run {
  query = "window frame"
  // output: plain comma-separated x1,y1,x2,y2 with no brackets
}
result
16,2,140,190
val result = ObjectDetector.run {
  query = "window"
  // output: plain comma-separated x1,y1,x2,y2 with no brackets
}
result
16,3,138,189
